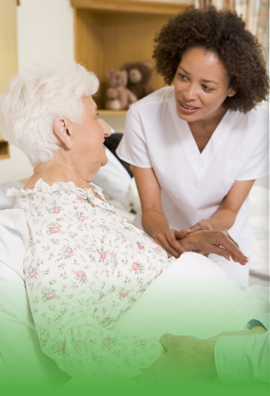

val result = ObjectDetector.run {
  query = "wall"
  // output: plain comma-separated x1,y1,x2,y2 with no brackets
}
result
0,0,74,182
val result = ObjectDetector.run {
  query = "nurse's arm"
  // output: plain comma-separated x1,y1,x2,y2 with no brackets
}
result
189,180,255,232
133,166,188,258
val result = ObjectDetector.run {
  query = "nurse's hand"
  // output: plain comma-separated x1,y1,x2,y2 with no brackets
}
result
188,219,213,232
152,228,190,258
179,230,248,265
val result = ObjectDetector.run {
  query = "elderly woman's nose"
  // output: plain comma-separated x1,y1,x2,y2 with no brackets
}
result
99,119,112,137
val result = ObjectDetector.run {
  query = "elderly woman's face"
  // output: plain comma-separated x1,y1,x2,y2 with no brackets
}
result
173,47,235,123
72,96,111,176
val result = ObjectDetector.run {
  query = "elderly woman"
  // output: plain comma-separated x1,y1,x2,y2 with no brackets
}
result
117,6,269,286
0,62,248,384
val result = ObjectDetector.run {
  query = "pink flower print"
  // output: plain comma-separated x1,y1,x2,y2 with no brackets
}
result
154,246,162,252
44,291,56,300
102,338,111,347
65,247,73,254
101,252,107,260
76,270,85,278
76,340,83,348
120,290,130,298
131,262,140,271
28,271,36,278
100,317,109,325
30,194,34,200
98,294,103,301
50,226,60,234
57,341,65,352
78,215,85,222
54,208,61,214
122,236,127,243
137,242,145,250
76,195,83,201
23,208,28,213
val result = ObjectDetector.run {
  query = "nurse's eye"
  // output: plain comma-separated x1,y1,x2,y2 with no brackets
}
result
202,85,214,92
178,73,188,81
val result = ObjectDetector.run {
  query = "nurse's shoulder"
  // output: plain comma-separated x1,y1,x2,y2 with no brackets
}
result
128,86,174,114
237,104,268,137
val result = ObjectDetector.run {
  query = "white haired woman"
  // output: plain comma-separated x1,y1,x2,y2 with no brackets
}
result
0,62,248,384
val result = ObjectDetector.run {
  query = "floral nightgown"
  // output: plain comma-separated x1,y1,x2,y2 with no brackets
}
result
8,179,170,383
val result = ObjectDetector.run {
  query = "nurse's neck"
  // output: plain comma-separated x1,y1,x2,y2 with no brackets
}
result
188,107,227,153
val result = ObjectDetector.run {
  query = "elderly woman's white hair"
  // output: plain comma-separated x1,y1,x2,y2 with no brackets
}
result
0,61,99,166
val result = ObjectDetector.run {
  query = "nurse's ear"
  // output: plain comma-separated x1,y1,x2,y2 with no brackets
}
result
227,88,237,98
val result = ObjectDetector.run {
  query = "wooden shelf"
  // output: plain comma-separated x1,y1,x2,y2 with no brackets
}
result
71,0,189,15
72,0,189,109
0,140,10,160
98,109,127,115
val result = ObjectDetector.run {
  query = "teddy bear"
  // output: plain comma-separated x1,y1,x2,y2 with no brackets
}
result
121,61,155,100
105,69,137,110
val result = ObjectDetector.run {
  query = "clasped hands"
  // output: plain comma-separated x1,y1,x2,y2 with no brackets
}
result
152,220,248,265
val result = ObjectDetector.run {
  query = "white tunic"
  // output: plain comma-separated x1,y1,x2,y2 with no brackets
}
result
117,87,269,285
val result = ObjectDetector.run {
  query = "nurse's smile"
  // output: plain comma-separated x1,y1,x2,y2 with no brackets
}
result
179,101,200,113
173,47,236,124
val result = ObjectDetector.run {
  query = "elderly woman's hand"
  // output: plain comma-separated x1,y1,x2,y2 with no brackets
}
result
152,228,190,258
178,230,247,265
138,333,217,387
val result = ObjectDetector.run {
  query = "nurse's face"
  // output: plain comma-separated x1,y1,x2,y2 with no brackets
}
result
173,47,236,123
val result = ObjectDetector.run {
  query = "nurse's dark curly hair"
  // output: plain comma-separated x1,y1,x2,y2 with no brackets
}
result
153,6,269,113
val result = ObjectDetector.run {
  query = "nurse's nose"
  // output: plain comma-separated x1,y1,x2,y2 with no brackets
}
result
99,119,112,137
183,83,198,101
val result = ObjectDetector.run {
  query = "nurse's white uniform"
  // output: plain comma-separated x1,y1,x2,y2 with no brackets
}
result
117,87,269,286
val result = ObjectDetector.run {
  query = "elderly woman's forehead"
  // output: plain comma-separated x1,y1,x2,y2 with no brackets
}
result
82,95,97,109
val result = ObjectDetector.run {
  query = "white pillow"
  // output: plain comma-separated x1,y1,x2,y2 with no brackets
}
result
0,181,23,210
0,209,70,388
93,148,139,210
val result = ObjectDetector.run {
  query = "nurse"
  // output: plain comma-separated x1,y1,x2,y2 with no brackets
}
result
117,6,269,286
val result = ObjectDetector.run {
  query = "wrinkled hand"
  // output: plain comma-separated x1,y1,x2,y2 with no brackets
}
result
152,228,190,258
138,334,216,387
179,230,247,265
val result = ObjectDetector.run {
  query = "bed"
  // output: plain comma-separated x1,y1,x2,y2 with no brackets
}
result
0,148,269,393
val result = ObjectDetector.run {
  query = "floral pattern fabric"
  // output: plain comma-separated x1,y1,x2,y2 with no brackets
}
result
8,179,170,383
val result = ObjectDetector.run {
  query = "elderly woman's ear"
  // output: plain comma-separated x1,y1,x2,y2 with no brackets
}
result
53,118,73,149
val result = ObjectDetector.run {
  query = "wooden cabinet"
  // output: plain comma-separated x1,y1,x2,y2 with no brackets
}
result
0,0,18,159
71,0,189,111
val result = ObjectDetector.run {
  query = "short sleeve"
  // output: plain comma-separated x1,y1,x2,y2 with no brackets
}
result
116,106,152,168
237,109,269,181
246,314,270,331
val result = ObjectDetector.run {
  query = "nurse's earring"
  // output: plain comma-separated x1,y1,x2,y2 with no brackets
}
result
227,88,237,98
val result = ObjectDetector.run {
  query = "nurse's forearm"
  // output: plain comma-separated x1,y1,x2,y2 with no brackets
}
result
207,207,237,230
141,209,170,238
